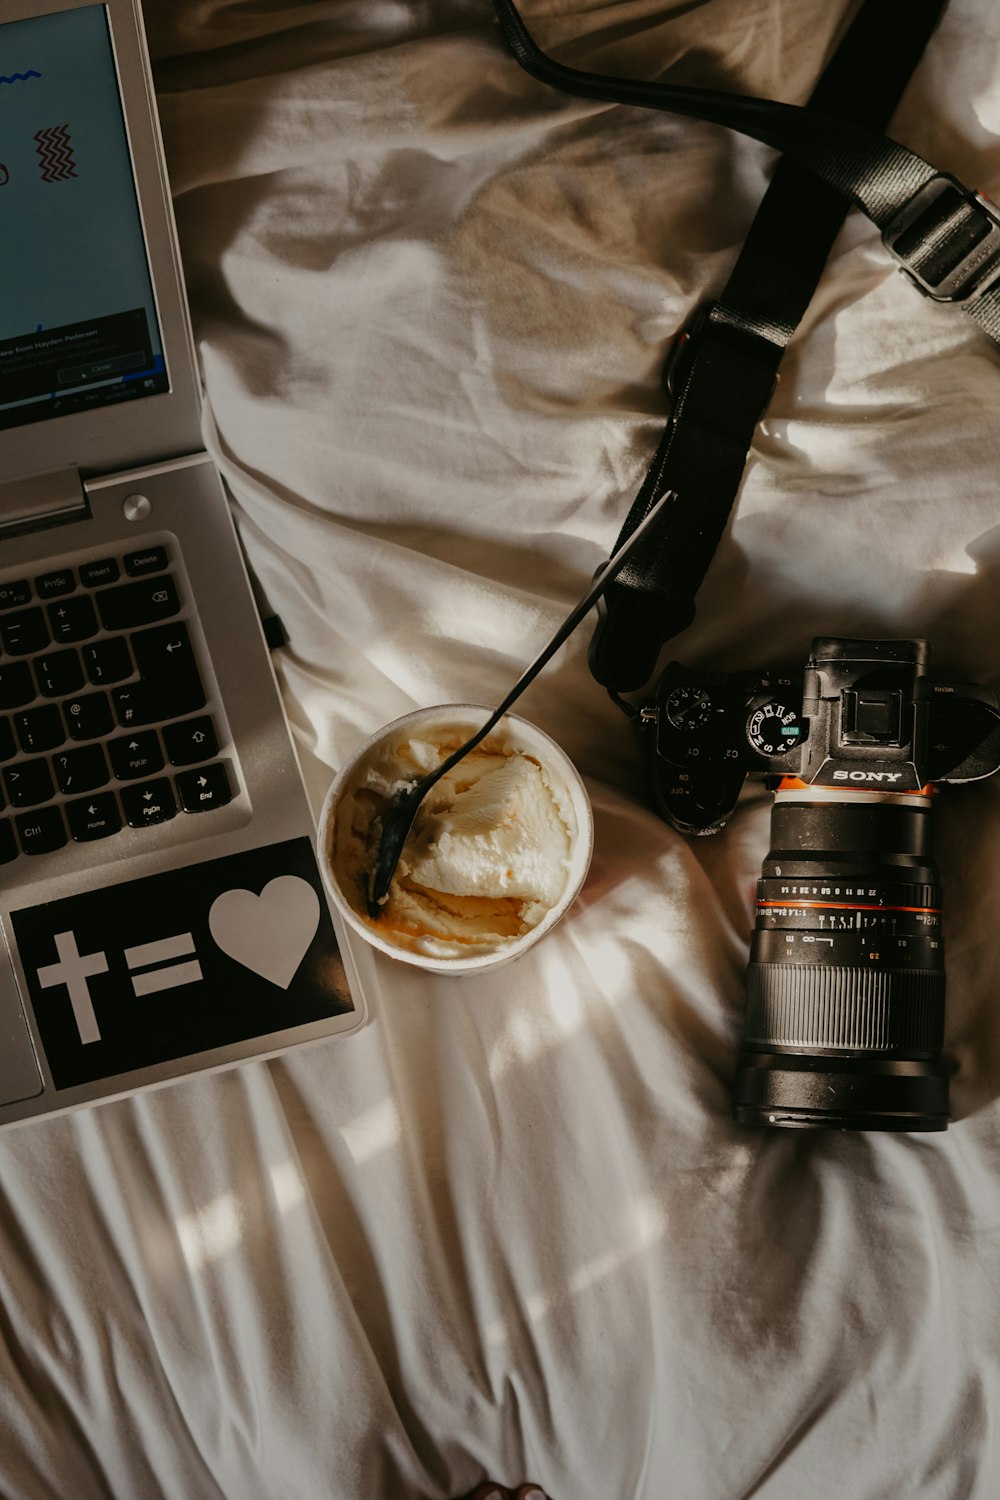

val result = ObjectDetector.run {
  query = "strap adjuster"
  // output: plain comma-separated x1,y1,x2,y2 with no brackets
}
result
882,175,1000,303
662,300,716,402
662,300,784,404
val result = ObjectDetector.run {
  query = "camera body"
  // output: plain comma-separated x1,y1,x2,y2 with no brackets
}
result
643,638,1000,1133
647,637,1000,835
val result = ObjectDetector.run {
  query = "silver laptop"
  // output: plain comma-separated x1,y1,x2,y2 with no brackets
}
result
0,0,369,1127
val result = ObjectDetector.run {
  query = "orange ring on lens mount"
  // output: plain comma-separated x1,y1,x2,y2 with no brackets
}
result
776,776,934,795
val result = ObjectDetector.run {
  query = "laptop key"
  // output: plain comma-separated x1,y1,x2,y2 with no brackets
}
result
113,621,205,726
79,558,120,588
66,792,122,843
175,761,232,813
53,744,110,796
47,595,99,644
0,664,33,710
108,730,163,780
35,568,76,600
0,720,14,762
16,807,67,856
35,648,84,698
64,691,114,742
82,635,133,686
96,574,180,632
124,546,169,577
121,777,176,828
163,715,217,767
0,608,49,656
0,820,16,864
14,706,65,756
5,759,55,809
0,581,31,611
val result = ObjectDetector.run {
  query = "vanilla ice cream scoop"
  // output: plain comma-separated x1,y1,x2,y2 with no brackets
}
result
320,707,593,970
406,751,570,906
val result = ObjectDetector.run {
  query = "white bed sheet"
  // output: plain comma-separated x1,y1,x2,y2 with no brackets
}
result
3,1,1000,1496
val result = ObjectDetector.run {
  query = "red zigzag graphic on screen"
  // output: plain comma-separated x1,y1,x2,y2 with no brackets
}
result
34,124,77,183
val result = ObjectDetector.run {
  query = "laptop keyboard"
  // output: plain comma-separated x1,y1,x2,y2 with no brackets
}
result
0,541,234,865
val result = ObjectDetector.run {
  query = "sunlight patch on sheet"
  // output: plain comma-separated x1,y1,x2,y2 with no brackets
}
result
340,1097,403,1164
572,934,637,1002
487,938,627,1083
530,1192,667,1317
550,980,583,1034
269,1159,307,1214
484,1191,668,1347
485,1004,557,1083
176,1190,244,1271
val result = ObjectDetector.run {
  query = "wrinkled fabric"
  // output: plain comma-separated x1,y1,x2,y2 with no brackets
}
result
2,1,1000,1496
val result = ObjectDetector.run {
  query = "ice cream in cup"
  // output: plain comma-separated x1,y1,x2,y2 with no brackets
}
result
318,705,594,973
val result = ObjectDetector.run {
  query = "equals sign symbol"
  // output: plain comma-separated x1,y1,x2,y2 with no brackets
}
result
125,932,203,995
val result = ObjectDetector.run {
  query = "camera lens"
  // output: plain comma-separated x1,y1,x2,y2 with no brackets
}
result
732,782,949,1132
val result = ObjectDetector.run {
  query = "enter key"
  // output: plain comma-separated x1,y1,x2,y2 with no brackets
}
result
111,622,207,728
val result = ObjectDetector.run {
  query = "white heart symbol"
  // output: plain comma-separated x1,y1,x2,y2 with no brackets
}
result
208,876,320,990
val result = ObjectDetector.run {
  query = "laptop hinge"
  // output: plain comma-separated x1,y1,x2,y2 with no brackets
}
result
0,467,91,539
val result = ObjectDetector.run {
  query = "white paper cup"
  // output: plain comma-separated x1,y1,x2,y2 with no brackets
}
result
317,705,594,974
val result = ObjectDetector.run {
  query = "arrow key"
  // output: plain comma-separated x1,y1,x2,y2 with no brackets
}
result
66,792,122,843
175,761,232,813
108,730,163,780
121,777,176,829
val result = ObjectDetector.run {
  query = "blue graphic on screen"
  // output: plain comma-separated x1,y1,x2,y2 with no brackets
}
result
0,8,169,430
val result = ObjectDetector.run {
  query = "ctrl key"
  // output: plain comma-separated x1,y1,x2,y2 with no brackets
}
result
16,806,67,856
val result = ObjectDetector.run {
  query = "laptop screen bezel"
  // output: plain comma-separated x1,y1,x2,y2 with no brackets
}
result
0,0,205,485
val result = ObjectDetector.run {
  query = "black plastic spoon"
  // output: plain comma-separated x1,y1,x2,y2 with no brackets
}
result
366,489,677,917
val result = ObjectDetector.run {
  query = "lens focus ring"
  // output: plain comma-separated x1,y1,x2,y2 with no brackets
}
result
745,963,944,1053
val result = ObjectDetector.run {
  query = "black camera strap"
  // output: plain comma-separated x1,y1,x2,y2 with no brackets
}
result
491,0,981,696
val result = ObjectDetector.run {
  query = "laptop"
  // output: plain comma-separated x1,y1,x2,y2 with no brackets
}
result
0,0,371,1127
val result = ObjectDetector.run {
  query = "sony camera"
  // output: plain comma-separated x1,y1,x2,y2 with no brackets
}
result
643,637,1000,1133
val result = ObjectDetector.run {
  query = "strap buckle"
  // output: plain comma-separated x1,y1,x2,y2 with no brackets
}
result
662,301,716,402
882,175,1000,303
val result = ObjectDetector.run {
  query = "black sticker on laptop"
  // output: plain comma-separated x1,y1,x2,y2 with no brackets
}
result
10,837,353,1090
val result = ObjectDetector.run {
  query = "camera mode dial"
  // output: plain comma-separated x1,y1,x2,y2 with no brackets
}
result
747,699,806,757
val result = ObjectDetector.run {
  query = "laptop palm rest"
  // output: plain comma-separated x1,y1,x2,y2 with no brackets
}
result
0,946,43,1106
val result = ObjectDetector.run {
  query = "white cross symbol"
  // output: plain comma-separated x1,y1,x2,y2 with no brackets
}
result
36,931,109,1045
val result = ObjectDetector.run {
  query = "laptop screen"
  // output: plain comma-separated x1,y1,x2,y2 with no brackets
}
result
0,5,170,433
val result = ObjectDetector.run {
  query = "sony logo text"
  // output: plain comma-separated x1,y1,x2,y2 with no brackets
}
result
832,770,903,783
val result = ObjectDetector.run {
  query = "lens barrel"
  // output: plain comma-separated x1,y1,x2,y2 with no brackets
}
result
732,788,949,1132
